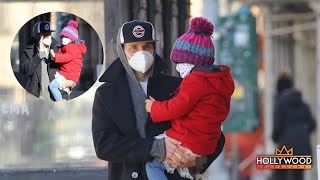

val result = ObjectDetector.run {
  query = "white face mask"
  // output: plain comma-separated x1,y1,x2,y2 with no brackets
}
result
127,51,154,73
62,37,72,45
176,63,195,78
42,36,52,46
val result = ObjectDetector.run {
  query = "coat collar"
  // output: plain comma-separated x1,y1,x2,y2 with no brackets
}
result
99,54,169,82
25,44,38,59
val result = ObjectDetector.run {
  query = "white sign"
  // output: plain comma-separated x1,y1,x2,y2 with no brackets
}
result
1,103,30,115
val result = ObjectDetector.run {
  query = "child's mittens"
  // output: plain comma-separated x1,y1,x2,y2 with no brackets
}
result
50,49,55,58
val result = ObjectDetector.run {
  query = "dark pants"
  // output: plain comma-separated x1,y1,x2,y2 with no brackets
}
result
273,170,304,180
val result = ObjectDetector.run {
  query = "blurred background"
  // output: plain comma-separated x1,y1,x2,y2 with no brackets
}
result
0,0,319,180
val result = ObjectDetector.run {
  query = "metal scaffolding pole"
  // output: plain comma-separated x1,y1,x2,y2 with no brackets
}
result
310,4,320,176
315,8,320,161
263,11,274,156
316,13,320,180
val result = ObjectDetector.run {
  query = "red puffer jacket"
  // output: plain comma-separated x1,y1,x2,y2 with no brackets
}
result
150,65,235,155
55,42,87,82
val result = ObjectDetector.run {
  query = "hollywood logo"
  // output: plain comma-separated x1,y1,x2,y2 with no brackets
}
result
132,25,145,38
276,146,293,156
256,145,312,170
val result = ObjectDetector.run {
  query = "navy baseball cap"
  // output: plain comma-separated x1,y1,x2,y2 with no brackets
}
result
120,20,157,44
33,21,55,34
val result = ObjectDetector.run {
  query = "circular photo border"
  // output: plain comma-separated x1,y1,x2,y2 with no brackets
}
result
11,12,104,102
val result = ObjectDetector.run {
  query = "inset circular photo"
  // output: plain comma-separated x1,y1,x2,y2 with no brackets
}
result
11,12,103,102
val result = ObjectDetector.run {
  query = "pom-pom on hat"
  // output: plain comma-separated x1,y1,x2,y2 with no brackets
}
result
60,20,79,42
170,17,215,66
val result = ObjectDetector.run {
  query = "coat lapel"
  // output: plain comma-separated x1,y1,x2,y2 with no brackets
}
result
26,45,41,82
99,59,139,136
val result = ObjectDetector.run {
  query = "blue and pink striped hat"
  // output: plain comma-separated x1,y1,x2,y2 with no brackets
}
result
170,17,215,66
60,20,79,42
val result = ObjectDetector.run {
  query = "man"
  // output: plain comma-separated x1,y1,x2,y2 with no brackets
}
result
92,20,225,179
272,71,316,180
20,21,74,100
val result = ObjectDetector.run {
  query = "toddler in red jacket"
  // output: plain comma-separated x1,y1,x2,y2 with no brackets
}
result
49,20,87,101
145,17,235,179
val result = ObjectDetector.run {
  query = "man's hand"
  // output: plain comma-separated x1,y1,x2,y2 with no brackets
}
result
145,96,156,112
164,137,191,168
39,36,47,52
176,145,197,168
165,137,197,168
50,49,55,58
64,79,76,88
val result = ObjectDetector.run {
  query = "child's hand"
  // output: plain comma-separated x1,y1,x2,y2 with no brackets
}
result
145,96,156,112
50,49,55,58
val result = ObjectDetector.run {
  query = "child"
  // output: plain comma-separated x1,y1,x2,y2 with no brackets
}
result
49,20,87,101
145,17,235,180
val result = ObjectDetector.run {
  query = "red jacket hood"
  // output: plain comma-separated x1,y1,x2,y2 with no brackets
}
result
191,65,235,98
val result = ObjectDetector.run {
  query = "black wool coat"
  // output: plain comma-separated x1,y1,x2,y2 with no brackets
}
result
92,55,224,180
19,38,59,98
272,89,316,156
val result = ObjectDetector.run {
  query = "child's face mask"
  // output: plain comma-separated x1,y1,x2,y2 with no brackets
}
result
42,35,52,46
176,63,195,78
126,51,154,73
62,37,72,45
